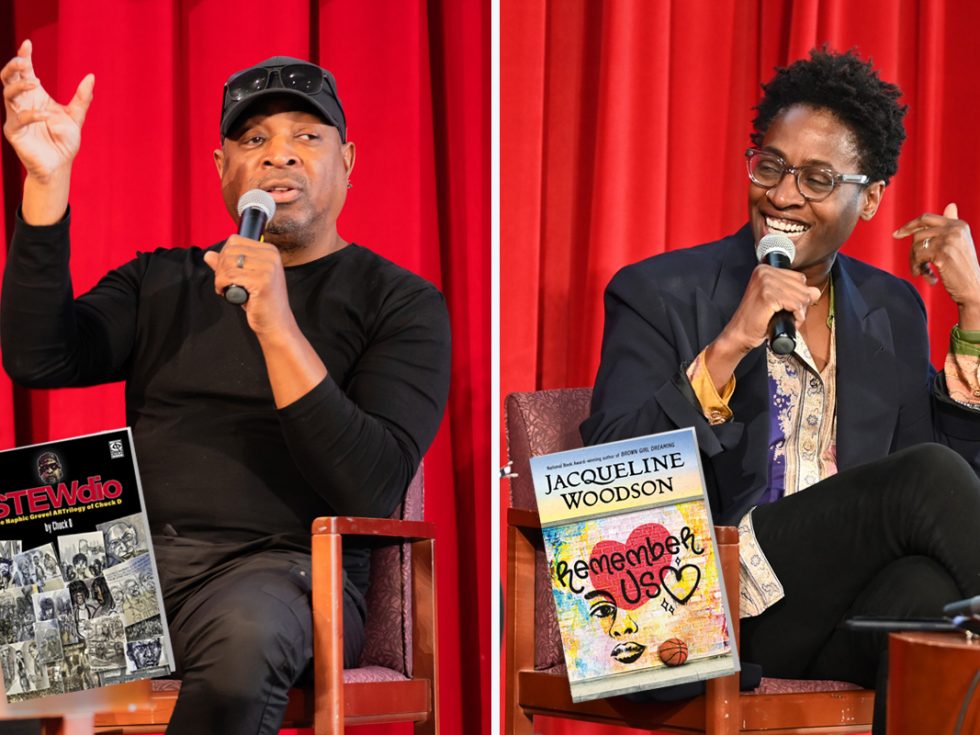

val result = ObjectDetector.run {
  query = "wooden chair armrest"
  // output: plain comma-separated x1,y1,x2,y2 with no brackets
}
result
312,516,435,540
507,507,541,530
714,525,738,544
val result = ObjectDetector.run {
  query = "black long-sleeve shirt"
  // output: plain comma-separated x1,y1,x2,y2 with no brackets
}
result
1,210,451,597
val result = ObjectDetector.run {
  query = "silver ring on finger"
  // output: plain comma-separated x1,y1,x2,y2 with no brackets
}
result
923,237,931,250
236,254,246,269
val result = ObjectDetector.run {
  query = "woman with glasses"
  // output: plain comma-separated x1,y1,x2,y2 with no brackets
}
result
583,48,980,735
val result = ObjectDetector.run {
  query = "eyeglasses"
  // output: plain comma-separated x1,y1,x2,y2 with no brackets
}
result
745,148,870,202
108,533,136,550
225,63,336,104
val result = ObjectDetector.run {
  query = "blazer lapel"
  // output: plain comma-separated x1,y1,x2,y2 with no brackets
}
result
833,256,898,469
697,227,769,455
709,226,767,382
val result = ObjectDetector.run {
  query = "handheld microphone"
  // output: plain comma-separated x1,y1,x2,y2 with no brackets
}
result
944,596,980,618
224,189,276,305
755,234,797,355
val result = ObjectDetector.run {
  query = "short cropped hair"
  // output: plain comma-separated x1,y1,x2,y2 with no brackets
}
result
751,47,907,185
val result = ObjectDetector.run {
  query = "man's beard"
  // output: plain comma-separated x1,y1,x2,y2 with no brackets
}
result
265,209,323,252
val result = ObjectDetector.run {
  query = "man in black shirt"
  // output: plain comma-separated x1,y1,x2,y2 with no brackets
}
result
0,41,450,734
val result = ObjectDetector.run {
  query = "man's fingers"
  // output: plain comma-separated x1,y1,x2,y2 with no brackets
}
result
2,78,38,104
202,251,219,272
65,74,94,127
945,202,959,220
0,56,33,86
9,108,50,128
14,39,34,79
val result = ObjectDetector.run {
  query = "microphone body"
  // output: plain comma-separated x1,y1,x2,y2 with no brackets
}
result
224,189,277,305
755,234,797,355
238,205,270,241
944,596,980,618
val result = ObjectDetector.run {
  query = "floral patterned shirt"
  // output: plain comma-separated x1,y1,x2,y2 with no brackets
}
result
687,284,980,617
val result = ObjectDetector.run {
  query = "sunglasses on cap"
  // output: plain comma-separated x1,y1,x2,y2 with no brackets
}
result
221,61,346,141
225,63,337,102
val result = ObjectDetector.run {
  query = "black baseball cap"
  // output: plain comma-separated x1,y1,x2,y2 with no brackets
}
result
220,56,347,142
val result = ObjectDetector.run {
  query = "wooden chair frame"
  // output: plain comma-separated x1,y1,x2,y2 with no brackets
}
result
504,388,874,735
91,515,439,735
506,510,873,735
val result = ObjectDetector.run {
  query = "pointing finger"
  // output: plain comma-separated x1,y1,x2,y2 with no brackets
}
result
944,202,959,220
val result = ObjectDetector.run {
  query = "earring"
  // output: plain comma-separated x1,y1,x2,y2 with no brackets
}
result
346,181,353,190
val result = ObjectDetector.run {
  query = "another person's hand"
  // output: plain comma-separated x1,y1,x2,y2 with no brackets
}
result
894,203,980,329
1,40,95,182
203,236,296,337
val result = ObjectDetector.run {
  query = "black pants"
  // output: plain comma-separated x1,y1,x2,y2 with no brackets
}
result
154,535,366,735
742,443,980,735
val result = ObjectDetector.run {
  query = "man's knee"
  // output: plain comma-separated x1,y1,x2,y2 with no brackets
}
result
181,590,312,700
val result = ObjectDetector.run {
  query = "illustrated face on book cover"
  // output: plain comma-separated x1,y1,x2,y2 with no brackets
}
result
545,504,730,679
36,453,64,485
105,523,138,562
586,589,647,663
127,639,162,670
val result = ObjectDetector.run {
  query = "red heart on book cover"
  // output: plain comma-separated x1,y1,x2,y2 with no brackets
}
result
588,523,672,610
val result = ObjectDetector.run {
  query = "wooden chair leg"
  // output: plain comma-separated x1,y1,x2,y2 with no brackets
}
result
705,527,741,735
705,674,739,735
412,537,438,735
506,519,537,735
312,532,345,735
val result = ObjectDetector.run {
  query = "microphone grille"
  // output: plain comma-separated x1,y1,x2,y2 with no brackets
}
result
237,189,276,219
756,233,795,264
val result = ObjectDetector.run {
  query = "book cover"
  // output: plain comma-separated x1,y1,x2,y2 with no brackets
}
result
530,427,738,702
0,428,175,701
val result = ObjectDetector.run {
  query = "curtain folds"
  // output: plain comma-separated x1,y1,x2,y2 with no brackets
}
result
0,2,488,734
502,2,980,733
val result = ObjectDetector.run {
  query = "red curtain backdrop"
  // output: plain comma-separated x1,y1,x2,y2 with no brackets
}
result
0,2,488,734
502,1,980,733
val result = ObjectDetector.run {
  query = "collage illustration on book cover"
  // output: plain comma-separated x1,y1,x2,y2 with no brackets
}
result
531,427,738,702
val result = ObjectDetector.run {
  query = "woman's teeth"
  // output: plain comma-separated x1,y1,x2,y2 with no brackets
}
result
766,216,809,234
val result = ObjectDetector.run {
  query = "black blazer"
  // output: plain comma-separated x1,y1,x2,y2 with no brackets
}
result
581,225,980,525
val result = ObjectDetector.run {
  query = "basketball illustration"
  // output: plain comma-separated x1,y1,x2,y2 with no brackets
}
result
658,637,689,667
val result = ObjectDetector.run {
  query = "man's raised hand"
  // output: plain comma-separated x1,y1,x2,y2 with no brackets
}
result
2,39,94,183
